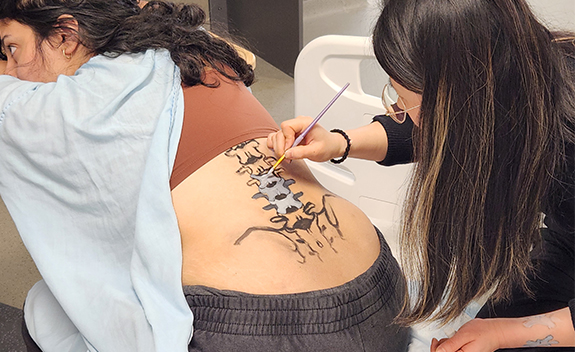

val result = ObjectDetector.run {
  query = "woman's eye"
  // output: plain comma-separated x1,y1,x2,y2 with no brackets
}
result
8,45,15,55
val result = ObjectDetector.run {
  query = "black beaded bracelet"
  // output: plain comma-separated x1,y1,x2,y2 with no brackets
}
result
330,129,351,164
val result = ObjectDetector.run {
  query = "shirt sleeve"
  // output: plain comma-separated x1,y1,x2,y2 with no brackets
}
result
372,113,414,166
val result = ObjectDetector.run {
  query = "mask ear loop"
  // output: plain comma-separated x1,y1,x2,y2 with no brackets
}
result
384,101,421,124
382,83,421,124
552,36,575,43
382,84,402,122
552,36,575,49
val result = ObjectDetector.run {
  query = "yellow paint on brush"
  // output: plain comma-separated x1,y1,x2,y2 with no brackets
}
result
268,154,286,175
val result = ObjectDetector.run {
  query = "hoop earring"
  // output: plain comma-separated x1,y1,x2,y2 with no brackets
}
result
62,49,71,60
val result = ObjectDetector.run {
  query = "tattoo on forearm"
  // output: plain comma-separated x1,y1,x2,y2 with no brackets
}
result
523,335,559,347
523,314,558,329
225,140,344,263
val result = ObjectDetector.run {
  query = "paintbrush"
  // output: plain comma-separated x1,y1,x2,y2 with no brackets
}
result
266,82,350,175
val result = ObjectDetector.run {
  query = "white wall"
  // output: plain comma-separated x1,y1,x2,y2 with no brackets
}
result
527,0,575,32
302,0,575,48
303,0,378,45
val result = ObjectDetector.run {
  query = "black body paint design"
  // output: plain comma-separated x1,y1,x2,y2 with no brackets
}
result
225,140,344,263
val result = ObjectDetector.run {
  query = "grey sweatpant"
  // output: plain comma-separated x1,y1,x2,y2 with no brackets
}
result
184,227,411,352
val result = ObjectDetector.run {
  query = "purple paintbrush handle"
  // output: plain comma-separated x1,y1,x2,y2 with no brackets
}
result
290,82,350,148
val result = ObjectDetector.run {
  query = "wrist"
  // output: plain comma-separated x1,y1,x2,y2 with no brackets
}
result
496,317,533,349
333,131,347,157
493,319,513,349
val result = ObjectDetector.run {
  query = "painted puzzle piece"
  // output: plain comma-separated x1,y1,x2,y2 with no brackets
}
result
523,314,557,329
250,171,303,214
524,335,559,347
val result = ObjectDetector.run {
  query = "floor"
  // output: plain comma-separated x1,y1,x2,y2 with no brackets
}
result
0,199,41,309
0,303,26,351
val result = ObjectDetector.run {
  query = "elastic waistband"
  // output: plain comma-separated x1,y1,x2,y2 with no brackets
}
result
183,227,404,335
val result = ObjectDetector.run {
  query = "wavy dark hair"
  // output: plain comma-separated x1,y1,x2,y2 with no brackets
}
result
0,0,254,87
373,0,575,324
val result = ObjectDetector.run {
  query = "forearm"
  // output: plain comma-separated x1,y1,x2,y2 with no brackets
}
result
499,307,575,348
269,117,389,163
434,307,575,352
343,122,389,162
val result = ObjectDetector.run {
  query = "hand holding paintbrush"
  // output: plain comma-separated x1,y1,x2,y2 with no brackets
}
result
266,83,350,175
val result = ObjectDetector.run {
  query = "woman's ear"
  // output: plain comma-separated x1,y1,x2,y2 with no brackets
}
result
54,14,80,56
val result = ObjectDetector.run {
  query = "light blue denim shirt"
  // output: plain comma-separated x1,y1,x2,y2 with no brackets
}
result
0,50,192,351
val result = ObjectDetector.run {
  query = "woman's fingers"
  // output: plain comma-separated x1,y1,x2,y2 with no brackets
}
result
267,115,348,162
267,130,286,157
433,318,504,352
431,338,440,352
280,116,313,148
284,130,343,162
268,116,320,159
284,143,322,161
435,337,464,352
435,334,484,352
266,131,275,150
431,338,450,352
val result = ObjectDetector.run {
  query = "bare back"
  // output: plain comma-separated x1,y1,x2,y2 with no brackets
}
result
172,138,380,294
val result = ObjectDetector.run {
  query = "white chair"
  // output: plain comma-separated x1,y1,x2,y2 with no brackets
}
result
294,34,413,257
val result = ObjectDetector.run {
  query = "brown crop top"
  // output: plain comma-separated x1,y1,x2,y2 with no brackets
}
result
170,70,279,190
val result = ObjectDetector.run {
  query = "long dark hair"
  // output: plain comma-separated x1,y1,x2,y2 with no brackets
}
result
0,0,254,87
373,0,575,323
